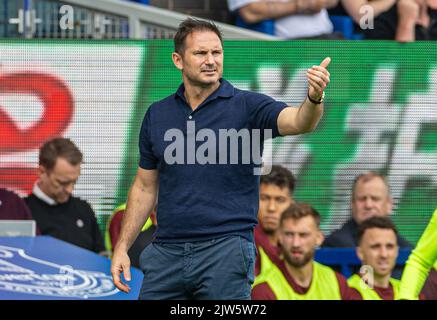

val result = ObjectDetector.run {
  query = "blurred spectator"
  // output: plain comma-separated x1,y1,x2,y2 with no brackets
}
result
0,188,41,235
332,0,396,24
0,188,33,220
227,0,342,39
328,0,395,37
348,217,405,300
106,203,157,268
323,172,411,248
25,138,106,255
252,202,361,300
255,165,295,275
364,0,437,41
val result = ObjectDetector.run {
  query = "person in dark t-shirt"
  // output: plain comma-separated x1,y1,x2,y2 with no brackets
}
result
364,0,437,42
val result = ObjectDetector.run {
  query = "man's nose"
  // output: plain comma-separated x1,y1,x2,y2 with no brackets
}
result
379,247,389,258
64,183,74,194
291,236,301,248
205,52,215,64
267,200,277,212
364,198,374,208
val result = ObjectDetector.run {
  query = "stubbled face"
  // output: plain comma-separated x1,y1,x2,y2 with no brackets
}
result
352,177,393,224
172,30,223,87
258,184,293,234
279,216,324,268
38,157,81,204
357,228,399,279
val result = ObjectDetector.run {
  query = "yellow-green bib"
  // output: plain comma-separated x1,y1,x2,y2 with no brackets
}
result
104,203,153,252
348,274,400,300
253,247,342,300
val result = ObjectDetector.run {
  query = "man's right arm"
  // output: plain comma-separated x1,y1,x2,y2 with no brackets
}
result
396,0,420,42
110,167,158,293
236,0,313,24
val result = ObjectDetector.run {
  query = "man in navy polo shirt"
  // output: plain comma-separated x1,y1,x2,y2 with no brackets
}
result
111,17,331,300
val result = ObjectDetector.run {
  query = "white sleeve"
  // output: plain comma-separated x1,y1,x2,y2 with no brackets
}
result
227,0,260,12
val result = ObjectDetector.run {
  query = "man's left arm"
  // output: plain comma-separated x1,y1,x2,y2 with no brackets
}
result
309,0,339,12
277,57,331,136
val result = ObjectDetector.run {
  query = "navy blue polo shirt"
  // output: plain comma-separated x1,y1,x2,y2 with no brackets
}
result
139,79,287,242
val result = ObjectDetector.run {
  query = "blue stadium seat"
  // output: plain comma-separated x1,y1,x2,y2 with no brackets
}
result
315,248,411,278
235,15,275,35
329,15,364,40
127,0,149,4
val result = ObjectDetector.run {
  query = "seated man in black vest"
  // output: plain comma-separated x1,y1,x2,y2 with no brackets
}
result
25,138,106,255
324,172,410,248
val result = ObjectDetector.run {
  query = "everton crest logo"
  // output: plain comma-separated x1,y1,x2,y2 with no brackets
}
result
0,245,119,298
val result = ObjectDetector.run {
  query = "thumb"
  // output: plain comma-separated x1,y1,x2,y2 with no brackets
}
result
319,57,331,69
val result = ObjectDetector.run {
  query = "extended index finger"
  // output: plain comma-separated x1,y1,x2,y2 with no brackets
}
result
319,57,331,69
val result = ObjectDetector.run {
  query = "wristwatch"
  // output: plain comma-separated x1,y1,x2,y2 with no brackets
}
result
307,91,325,104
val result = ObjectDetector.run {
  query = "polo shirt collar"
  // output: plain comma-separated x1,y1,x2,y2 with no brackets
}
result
33,182,57,206
175,78,235,102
